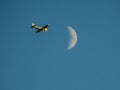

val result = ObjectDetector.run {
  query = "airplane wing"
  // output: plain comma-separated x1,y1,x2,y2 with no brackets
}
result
35,30,42,33
42,24,49,29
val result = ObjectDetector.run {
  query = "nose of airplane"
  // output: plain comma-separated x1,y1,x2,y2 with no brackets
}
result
44,28,48,32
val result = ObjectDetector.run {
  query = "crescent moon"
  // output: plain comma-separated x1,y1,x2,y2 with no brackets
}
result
67,26,77,50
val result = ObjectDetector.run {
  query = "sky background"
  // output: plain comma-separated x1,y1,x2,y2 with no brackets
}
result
0,0,120,90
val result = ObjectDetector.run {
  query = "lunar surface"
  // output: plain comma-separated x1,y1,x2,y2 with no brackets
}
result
67,26,77,50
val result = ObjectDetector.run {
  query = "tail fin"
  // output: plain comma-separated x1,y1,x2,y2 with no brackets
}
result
31,23,35,28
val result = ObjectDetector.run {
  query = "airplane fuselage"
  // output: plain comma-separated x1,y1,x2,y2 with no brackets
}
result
31,23,48,33
33,26,42,30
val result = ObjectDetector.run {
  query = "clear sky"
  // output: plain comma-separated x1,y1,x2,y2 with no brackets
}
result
0,0,120,90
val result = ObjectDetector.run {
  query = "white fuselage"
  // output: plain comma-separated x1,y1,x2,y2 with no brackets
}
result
34,25,48,32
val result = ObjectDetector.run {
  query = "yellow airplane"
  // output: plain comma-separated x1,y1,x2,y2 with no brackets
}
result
31,23,49,33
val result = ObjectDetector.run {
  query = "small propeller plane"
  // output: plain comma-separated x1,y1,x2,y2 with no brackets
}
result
31,23,49,33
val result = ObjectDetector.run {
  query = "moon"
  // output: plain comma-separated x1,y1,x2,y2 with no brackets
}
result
67,26,77,50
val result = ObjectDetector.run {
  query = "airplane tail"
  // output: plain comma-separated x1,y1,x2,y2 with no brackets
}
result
31,23,35,28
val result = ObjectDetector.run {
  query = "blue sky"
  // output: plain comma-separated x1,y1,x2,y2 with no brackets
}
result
0,0,120,90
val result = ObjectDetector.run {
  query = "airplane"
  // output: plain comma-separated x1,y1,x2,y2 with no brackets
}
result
31,23,49,33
